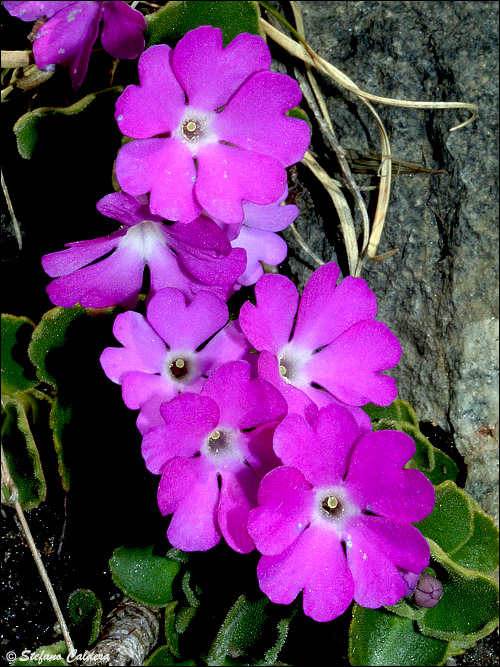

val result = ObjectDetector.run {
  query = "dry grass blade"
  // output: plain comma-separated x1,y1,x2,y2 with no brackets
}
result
289,2,369,276
301,151,359,275
1,446,75,658
260,18,477,132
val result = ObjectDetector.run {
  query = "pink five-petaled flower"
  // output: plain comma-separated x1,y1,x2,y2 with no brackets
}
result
100,287,252,434
3,1,146,90
141,360,287,553
247,404,435,622
238,262,401,429
41,192,246,309
114,26,311,224
221,185,299,288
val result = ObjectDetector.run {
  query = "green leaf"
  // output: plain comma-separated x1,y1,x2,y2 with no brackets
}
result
363,399,418,427
1,314,37,396
449,508,499,575
145,645,196,666
286,106,312,129
349,606,449,666
416,482,475,555
417,538,499,646
29,305,89,388
365,399,459,485
13,87,124,159
109,546,181,607
67,589,103,647
207,595,292,666
145,1,263,48
1,395,46,509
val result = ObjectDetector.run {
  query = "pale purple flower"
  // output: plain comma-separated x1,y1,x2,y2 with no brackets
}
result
114,26,310,224
4,1,146,90
220,185,299,288
141,360,287,553
100,287,252,434
41,192,246,308
247,404,435,622
414,573,443,608
239,262,401,428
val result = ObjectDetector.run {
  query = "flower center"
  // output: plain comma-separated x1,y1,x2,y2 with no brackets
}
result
163,351,197,385
321,495,341,515
181,118,204,141
277,343,311,385
207,429,231,455
169,357,188,379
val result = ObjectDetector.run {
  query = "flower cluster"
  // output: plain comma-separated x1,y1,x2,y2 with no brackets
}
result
34,20,435,623
4,1,146,89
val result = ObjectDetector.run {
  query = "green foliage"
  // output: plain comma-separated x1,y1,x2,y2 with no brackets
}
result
364,399,460,485
1,307,114,508
145,1,263,48
2,314,46,508
286,106,312,129
349,607,449,666
13,87,123,159
67,589,103,647
207,595,293,666
145,645,196,666
349,481,499,665
109,546,181,607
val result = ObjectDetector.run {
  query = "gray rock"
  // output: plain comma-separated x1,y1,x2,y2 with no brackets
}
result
282,1,498,522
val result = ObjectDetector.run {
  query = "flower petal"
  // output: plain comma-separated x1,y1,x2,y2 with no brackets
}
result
4,2,76,21
293,263,378,350
115,137,201,223
242,185,298,232
41,231,123,277
33,2,101,89
218,466,260,553
345,515,430,608
239,274,298,353
196,320,252,375
45,245,144,308
345,430,435,524
213,71,310,166
202,360,285,430
99,311,166,383
304,320,401,406
257,351,318,423
248,466,313,556
257,524,354,622
100,1,145,59
232,227,287,287
273,405,359,487
96,192,162,227
146,287,228,351
172,26,271,112
196,142,287,224
158,456,221,551
142,393,219,473
115,44,185,138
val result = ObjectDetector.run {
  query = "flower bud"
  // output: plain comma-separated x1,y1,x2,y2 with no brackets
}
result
414,573,443,608
399,569,420,597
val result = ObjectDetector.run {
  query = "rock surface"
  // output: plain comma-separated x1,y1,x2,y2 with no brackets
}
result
282,0,499,523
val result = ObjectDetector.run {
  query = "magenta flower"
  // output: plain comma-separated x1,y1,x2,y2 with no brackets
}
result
141,360,287,553
4,1,146,90
114,26,310,224
41,192,246,308
222,185,298,288
247,404,435,622
100,287,252,434
238,262,401,425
